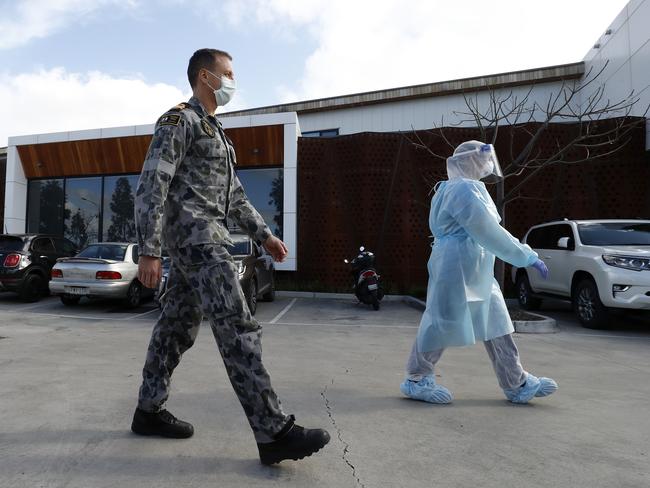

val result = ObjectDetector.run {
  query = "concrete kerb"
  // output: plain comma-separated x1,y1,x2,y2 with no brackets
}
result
512,311,560,334
276,291,559,333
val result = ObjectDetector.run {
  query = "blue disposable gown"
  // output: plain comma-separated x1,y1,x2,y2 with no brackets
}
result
416,179,538,351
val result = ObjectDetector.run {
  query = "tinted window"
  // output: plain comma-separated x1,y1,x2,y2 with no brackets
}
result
54,238,77,255
78,244,128,261
0,236,26,251
27,179,65,235
228,239,251,256
526,225,574,250
578,222,650,246
302,129,339,138
525,228,546,249
32,238,55,253
131,245,139,264
65,177,102,250
234,168,283,240
103,175,138,242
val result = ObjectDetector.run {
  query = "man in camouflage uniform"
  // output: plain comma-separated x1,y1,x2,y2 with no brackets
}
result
131,48,329,465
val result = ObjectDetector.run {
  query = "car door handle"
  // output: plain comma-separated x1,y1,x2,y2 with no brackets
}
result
543,256,552,260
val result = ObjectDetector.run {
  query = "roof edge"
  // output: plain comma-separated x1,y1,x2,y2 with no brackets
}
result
222,62,585,117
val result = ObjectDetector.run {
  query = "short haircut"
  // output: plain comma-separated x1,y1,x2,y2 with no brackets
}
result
187,49,232,89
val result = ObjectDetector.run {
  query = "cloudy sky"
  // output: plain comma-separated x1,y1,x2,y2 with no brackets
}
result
1,0,630,146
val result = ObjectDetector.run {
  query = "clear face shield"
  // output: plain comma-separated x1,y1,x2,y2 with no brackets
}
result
446,142,503,181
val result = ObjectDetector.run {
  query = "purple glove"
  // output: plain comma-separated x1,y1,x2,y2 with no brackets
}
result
532,259,549,280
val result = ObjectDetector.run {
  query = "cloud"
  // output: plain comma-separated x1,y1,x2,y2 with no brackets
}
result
217,0,629,103
0,68,190,146
0,0,139,50
0,66,253,146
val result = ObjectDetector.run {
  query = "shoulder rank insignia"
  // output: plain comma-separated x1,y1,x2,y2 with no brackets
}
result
158,113,181,127
169,102,190,112
201,119,216,138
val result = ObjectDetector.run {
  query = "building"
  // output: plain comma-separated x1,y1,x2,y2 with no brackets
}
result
4,0,650,292
4,114,300,271
0,146,6,232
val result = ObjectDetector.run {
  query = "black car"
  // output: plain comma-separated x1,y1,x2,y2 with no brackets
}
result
156,234,276,315
0,234,78,302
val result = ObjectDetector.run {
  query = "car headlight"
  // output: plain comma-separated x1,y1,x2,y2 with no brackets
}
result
602,254,650,271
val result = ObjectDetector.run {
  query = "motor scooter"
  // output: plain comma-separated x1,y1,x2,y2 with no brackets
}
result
344,246,384,310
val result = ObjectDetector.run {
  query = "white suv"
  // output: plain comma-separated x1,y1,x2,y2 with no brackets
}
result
512,219,650,328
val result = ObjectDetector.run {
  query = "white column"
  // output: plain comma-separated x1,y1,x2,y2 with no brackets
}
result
3,145,28,233
276,119,299,271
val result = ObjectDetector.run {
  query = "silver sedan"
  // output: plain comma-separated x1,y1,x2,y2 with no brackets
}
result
50,243,151,308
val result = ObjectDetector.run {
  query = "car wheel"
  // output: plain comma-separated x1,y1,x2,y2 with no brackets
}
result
20,274,45,303
61,295,81,306
515,273,542,311
261,274,275,302
573,279,609,329
124,281,142,309
247,278,258,316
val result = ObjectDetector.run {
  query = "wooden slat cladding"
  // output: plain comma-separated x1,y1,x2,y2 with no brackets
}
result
227,124,284,167
17,124,285,178
17,135,152,178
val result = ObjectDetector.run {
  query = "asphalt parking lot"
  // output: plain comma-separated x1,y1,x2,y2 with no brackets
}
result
1,293,649,488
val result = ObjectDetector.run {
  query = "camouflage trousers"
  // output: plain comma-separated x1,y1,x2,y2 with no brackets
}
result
137,244,290,443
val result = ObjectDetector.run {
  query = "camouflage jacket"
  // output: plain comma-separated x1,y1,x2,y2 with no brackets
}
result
135,96,271,257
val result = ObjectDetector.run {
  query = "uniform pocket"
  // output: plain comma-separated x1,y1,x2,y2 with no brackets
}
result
198,261,260,333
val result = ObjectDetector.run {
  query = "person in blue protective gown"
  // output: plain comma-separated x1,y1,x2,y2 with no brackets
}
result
400,140,558,404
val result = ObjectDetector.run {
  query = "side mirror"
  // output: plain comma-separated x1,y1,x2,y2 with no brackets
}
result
557,237,570,249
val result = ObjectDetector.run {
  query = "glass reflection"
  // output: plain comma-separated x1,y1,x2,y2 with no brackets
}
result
64,177,101,249
235,168,283,239
27,179,65,235
103,175,138,242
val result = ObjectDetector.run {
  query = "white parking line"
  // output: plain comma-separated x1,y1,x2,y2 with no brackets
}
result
4,299,61,312
564,332,650,340
129,308,160,320
6,310,159,322
264,320,418,329
269,298,297,324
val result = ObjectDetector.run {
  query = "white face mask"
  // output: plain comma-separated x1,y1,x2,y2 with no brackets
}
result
204,69,236,107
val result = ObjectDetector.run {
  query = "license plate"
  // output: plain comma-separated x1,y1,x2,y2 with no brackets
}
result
368,284,378,290
65,286,88,296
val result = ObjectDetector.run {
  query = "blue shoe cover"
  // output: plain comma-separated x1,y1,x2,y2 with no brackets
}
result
503,374,541,404
400,376,453,404
534,376,558,397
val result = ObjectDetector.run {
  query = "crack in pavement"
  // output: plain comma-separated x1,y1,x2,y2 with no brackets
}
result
321,379,366,488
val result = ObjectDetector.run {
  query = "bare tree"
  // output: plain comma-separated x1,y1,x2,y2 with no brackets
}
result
408,61,648,285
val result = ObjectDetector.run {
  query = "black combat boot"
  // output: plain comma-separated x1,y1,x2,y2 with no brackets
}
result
131,408,194,439
257,416,330,465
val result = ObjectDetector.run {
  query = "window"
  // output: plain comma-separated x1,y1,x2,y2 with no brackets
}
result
235,168,284,239
131,245,139,264
78,244,128,261
27,179,65,235
32,238,55,253
526,224,575,250
578,222,650,246
64,177,102,250
302,129,339,138
0,236,26,252
103,175,138,242
525,227,546,249
227,239,251,256
54,238,77,255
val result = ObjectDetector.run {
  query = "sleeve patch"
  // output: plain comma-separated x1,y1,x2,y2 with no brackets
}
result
158,114,181,127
